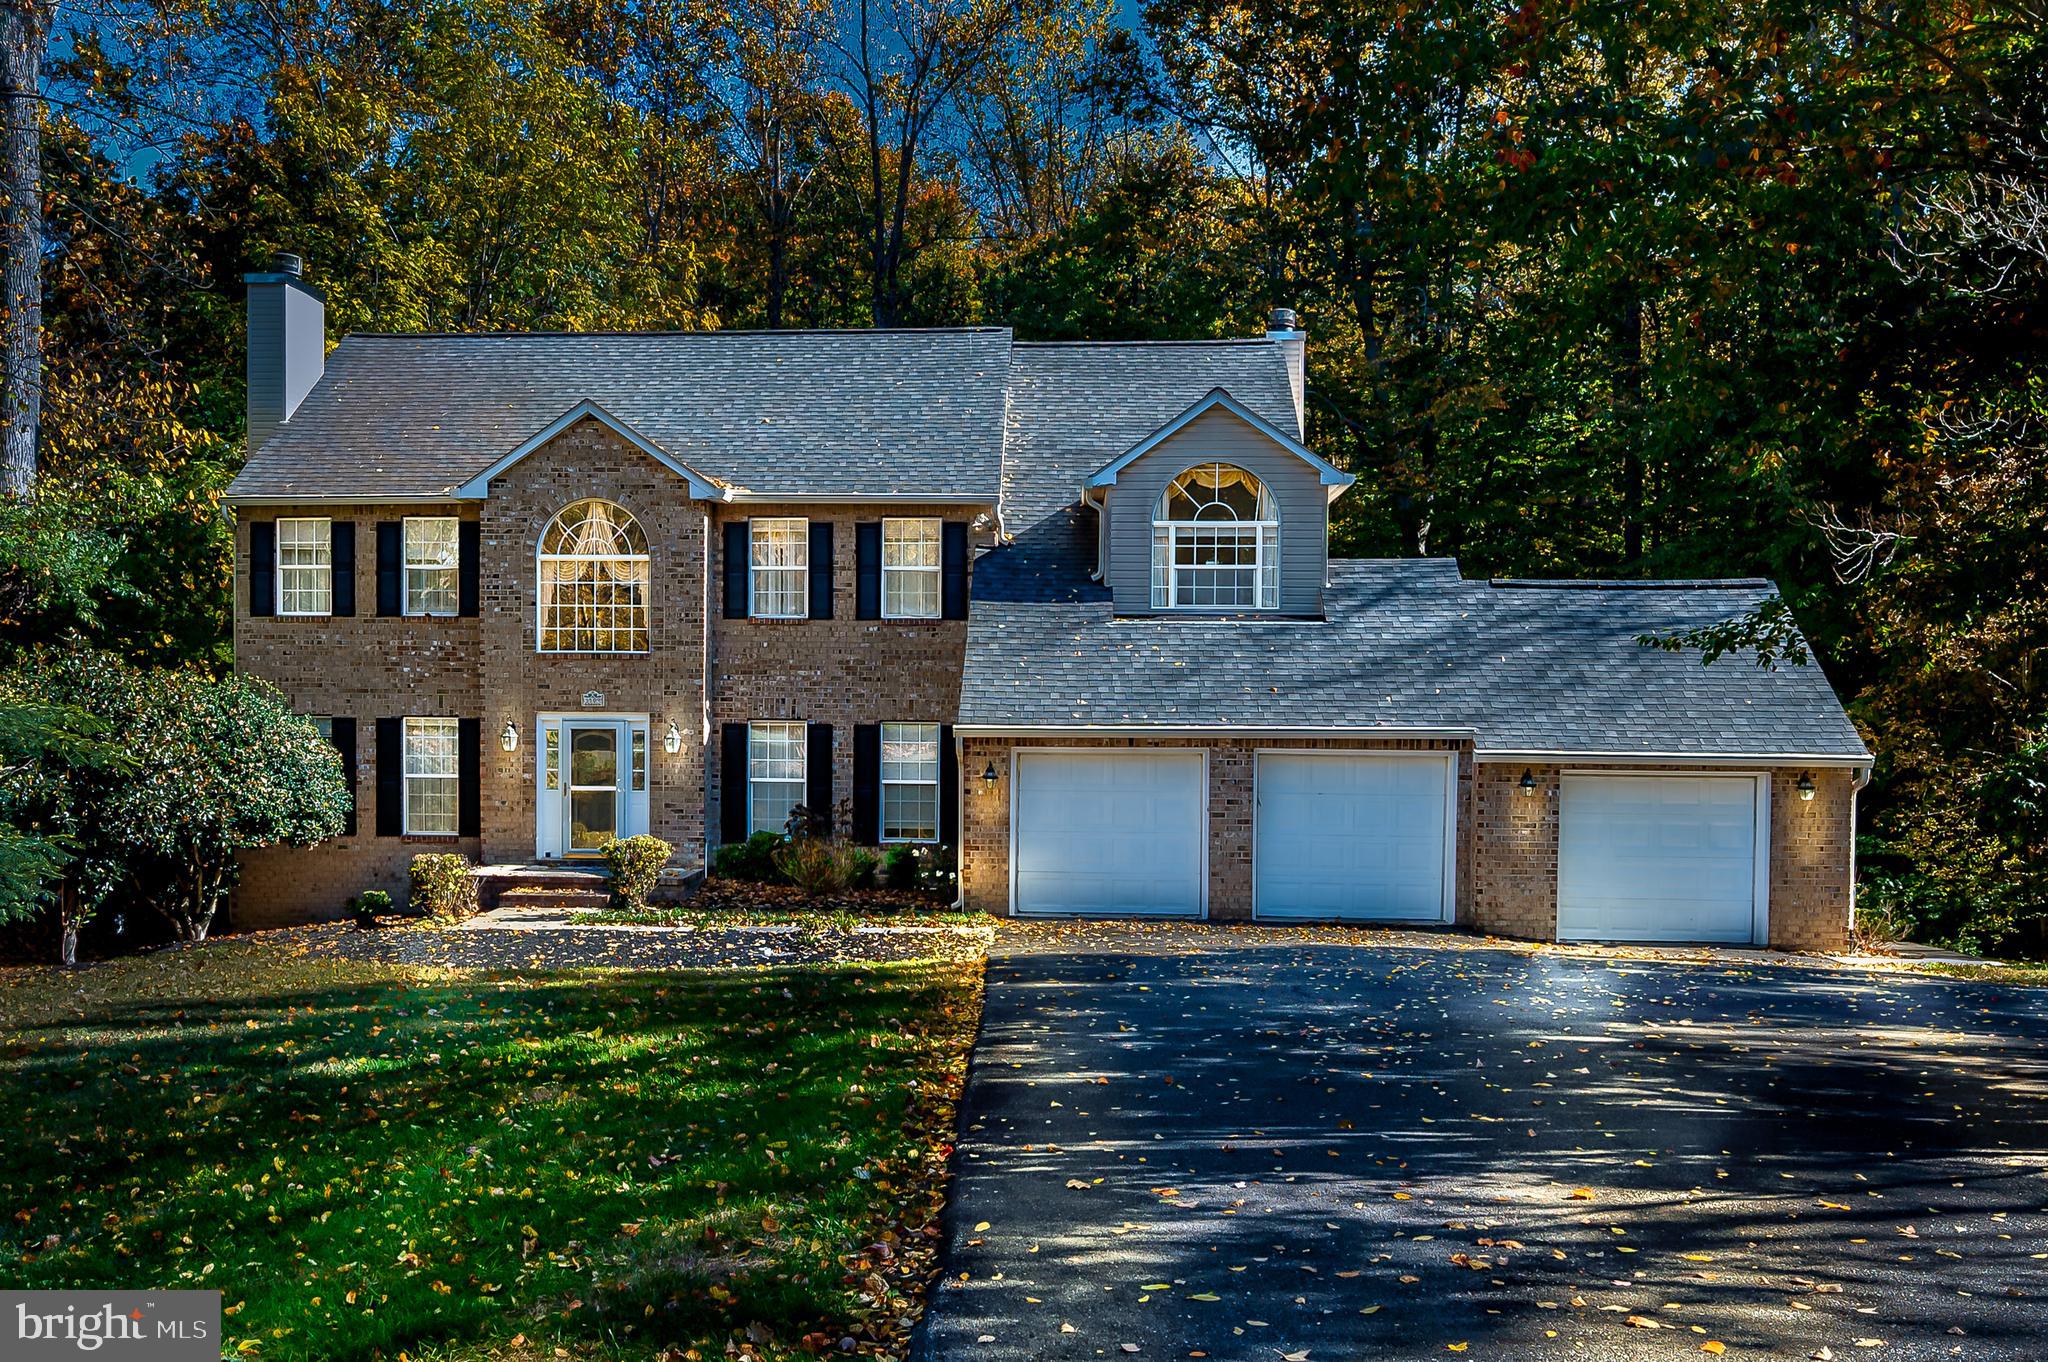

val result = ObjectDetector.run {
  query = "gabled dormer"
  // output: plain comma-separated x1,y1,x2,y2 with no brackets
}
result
1085,387,1354,617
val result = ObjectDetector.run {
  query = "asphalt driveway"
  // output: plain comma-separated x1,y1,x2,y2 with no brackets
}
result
914,928,2048,1361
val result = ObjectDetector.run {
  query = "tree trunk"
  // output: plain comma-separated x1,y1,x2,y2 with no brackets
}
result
57,879,77,966
1617,293,1644,565
0,0,45,499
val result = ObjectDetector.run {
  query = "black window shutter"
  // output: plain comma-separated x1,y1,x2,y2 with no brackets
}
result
249,521,276,617
720,722,749,842
942,522,970,620
330,521,356,617
852,723,881,844
855,522,882,619
808,521,834,620
375,717,402,836
330,717,358,838
458,521,481,617
723,521,749,619
458,717,481,838
376,522,402,616
940,723,960,845
806,723,834,834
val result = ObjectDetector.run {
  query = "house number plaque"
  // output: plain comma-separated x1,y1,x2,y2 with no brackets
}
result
580,690,606,708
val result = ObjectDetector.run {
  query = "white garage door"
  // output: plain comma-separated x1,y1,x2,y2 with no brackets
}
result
1012,750,1206,916
1557,774,1765,943
1254,752,1454,921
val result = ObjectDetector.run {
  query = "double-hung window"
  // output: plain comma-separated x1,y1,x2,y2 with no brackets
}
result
1150,463,1279,610
404,516,460,616
749,518,808,618
402,717,460,835
880,722,940,842
747,722,807,835
276,517,332,616
881,518,941,619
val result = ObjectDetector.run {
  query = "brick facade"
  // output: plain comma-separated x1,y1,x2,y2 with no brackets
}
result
706,503,978,841
232,420,987,924
961,737,1855,949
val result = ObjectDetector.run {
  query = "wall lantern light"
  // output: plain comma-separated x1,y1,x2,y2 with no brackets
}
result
1518,769,1537,797
663,721,683,755
1796,772,1816,802
500,720,519,753
981,760,1000,790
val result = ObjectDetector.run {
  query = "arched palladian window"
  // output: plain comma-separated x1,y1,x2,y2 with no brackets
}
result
1151,463,1278,609
537,499,649,652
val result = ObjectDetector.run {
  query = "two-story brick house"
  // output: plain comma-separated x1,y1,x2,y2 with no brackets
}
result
229,255,1871,947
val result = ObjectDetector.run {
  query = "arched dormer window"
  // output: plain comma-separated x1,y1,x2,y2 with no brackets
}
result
537,499,649,652
1151,463,1278,609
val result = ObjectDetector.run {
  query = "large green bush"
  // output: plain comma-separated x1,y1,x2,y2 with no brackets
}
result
601,834,673,911
2,650,350,950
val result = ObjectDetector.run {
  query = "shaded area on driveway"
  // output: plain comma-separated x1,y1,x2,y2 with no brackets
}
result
915,927,2048,1361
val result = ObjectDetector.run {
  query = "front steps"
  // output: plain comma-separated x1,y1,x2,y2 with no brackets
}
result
471,862,705,914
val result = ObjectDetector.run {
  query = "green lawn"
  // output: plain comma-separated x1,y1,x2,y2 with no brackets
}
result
0,938,982,1361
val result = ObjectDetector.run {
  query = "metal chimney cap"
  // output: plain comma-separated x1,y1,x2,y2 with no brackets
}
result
270,251,304,277
1267,306,1300,332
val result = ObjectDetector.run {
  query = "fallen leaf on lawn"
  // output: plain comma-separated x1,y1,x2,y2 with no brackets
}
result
1701,1345,1726,1356
1625,1316,1662,1329
1569,1188,1596,1200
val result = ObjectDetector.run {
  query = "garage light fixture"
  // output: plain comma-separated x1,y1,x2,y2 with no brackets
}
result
1518,769,1537,797
499,720,519,753
1796,772,1815,801
981,761,999,790
663,721,683,755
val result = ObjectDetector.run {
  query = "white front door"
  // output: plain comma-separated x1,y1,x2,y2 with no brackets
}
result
1011,750,1206,916
1253,752,1455,922
1556,774,1767,943
536,715,651,859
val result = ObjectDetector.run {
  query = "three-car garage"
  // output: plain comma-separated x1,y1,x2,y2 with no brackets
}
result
1000,744,1774,945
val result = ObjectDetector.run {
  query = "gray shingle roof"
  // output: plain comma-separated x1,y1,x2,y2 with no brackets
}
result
961,558,1869,758
227,328,1012,500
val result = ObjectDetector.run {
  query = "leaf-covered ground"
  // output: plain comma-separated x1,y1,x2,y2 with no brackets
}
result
0,938,982,1361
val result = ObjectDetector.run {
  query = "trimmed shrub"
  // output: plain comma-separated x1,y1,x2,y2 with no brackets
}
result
880,844,919,891
349,889,391,928
920,844,959,895
773,837,848,897
712,830,787,883
602,834,673,911
408,853,477,920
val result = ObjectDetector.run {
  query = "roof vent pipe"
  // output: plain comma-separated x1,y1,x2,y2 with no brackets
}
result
1264,306,1306,437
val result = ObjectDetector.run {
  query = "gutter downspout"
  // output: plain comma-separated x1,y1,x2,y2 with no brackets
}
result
701,505,715,869
1848,761,1873,936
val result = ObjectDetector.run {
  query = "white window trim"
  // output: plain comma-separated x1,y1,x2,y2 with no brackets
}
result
275,516,333,617
747,721,808,836
401,716,461,837
403,515,461,618
881,517,942,621
1151,520,1279,610
879,721,941,844
749,518,810,620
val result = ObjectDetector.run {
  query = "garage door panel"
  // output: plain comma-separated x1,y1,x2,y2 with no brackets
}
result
1558,775,1762,943
1013,751,1204,916
1254,754,1452,922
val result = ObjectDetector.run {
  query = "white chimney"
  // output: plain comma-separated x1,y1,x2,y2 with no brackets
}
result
245,252,326,456
1265,306,1306,437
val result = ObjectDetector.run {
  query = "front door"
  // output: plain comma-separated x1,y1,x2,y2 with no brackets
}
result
535,714,651,859
564,723,623,855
